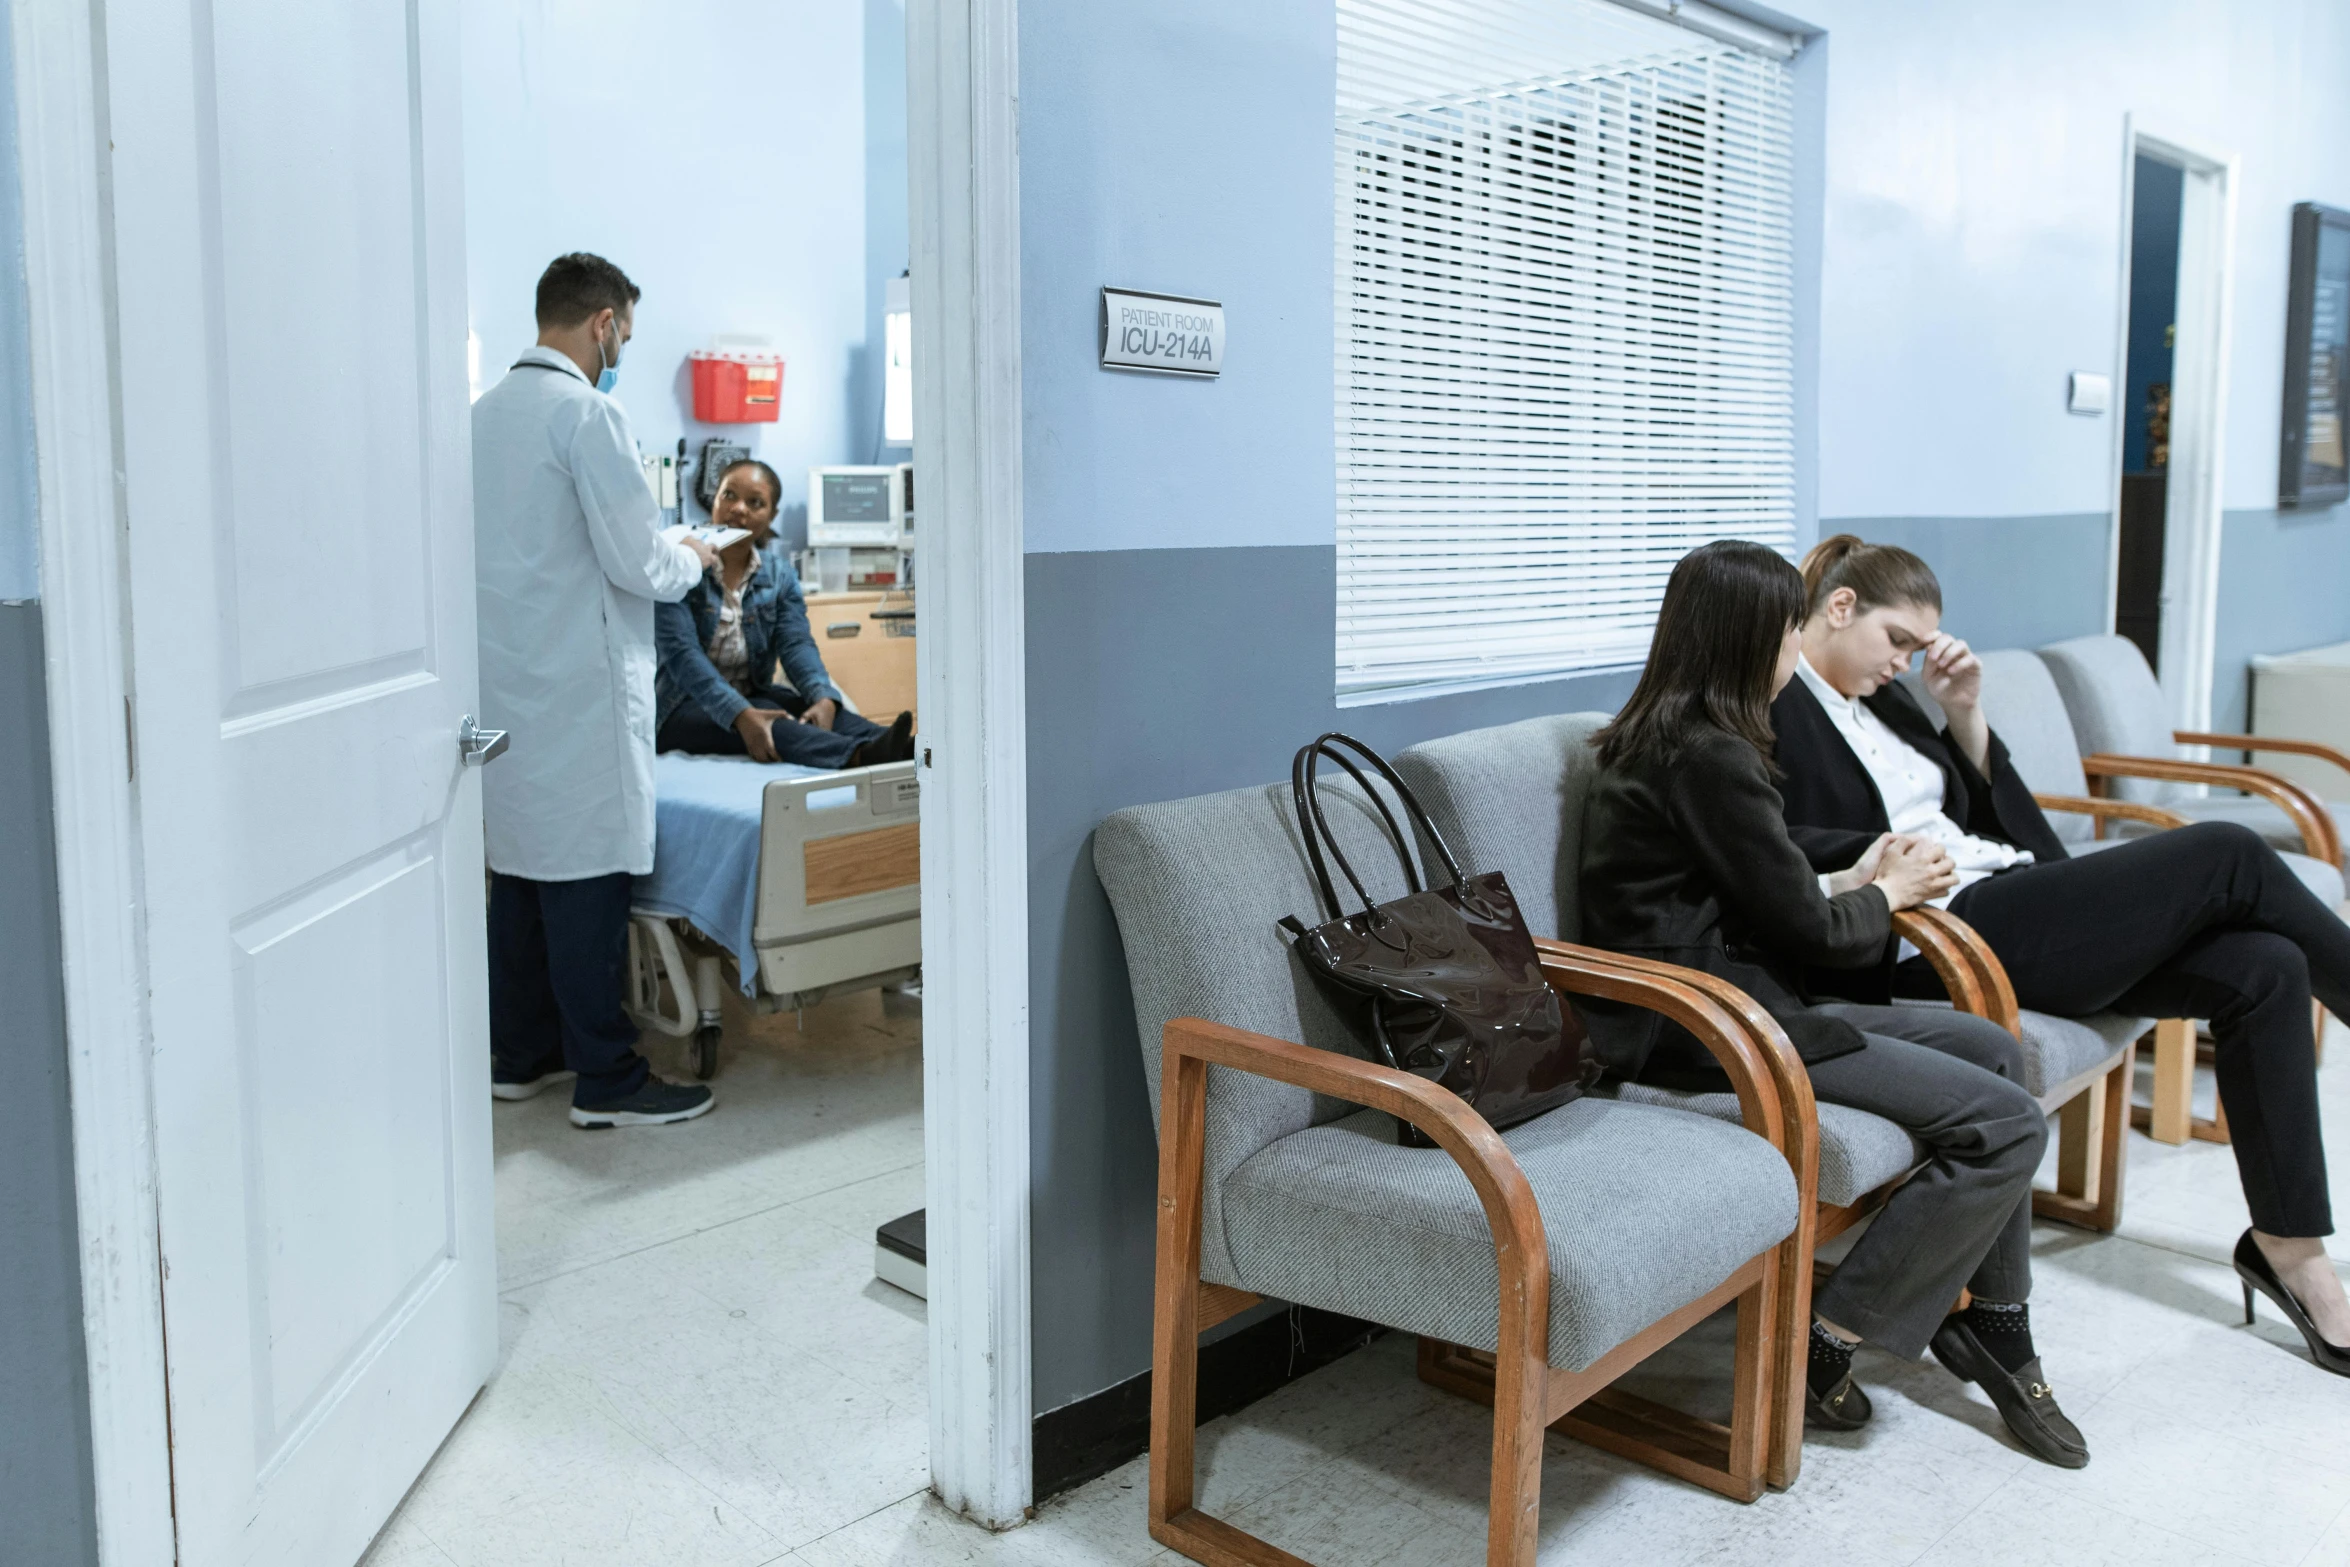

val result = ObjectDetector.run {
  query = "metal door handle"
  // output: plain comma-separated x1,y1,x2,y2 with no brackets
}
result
459,715,509,767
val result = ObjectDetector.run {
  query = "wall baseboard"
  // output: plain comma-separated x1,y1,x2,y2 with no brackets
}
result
1031,1305,1379,1505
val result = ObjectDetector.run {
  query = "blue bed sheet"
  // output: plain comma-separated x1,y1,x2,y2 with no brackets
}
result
632,753,827,994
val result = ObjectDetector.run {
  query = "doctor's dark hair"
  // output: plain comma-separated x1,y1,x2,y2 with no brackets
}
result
1800,534,1942,619
716,458,783,509
1592,540,1806,774
535,252,641,329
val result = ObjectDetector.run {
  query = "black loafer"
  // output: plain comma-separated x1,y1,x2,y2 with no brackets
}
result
1930,1316,2088,1468
1804,1372,1872,1430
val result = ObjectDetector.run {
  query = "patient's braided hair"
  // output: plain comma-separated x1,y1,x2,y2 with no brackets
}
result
1800,534,1942,620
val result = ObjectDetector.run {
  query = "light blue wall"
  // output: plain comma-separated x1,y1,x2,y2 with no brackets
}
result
0,0,34,604
1018,2,1335,555
461,0,906,545
1801,0,2350,522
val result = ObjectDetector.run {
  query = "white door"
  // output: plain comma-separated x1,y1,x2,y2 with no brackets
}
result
102,0,495,1561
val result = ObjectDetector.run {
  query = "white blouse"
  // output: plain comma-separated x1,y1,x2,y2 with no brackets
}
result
1795,654,2032,911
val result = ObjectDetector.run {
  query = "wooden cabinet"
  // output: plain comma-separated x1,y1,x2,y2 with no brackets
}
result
804,591,917,720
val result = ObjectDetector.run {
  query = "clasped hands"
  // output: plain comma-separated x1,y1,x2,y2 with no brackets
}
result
731,697,841,762
1826,830,1959,911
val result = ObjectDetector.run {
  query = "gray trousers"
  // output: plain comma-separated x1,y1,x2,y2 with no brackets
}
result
1805,1003,2047,1359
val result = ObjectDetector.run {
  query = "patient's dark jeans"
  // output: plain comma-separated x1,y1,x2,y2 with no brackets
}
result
655,684,888,769
489,870,649,1107
1913,821,2350,1237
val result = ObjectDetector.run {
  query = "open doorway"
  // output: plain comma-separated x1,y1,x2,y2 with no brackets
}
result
367,2,943,1558
2107,123,2240,732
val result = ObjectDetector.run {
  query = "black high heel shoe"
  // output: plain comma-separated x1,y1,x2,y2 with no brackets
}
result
2233,1229,2350,1376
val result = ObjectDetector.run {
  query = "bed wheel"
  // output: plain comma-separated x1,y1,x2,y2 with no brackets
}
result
690,1024,720,1081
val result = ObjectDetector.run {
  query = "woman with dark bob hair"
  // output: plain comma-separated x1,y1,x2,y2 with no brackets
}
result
1581,540,2088,1467
1773,533,2350,1375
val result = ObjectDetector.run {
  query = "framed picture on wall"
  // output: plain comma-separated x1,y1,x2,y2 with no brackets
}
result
2280,201,2350,509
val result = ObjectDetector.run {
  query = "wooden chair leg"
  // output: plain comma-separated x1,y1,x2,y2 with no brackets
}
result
1486,1306,1547,1566
1766,1224,1813,1490
2317,1001,2330,1066
2133,1019,2195,1145
2037,1044,2132,1231
1149,1053,1208,1547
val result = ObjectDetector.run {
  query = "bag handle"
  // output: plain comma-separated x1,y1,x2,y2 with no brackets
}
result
1289,732,1467,921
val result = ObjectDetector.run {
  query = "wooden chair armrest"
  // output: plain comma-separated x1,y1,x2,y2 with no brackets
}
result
2032,791,2193,834
1893,906,2021,1036
1160,1016,1548,1281
1533,938,1816,1212
2177,730,2350,791
2082,753,2340,863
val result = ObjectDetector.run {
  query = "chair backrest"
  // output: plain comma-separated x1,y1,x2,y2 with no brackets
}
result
2038,634,2179,805
1092,767,1436,1280
1391,713,1614,943
1971,649,2097,842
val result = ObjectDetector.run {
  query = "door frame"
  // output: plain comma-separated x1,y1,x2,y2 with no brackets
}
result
2104,114,2240,735
21,0,1037,1556
907,0,1034,1533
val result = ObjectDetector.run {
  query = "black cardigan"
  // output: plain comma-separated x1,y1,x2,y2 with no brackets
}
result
1768,675,2071,1003
1579,724,1890,1087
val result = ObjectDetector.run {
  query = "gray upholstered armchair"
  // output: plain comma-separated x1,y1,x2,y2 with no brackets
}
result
1093,769,1811,1567
1969,649,2340,1146
1391,712,2141,1485
2039,633,2346,869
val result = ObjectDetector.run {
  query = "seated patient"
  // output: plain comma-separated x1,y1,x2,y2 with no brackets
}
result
1774,534,2350,1375
1581,540,2087,1467
654,459,915,768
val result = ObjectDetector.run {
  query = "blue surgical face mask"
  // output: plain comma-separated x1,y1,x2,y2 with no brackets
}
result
596,317,623,393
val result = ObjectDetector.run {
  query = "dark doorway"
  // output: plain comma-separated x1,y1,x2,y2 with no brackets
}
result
2117,154,2184,671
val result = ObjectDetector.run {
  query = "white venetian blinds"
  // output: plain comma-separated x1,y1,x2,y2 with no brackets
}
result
1336,0,1799,703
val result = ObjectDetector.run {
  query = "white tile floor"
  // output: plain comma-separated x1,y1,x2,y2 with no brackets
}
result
366,1011,2350,1567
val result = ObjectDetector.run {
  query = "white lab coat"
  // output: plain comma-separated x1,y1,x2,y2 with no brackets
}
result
474,347,701,880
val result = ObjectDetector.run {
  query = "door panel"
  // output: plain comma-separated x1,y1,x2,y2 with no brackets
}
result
105,0,493,1561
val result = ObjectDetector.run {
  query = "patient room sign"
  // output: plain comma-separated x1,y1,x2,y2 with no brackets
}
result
1100,287,1224,378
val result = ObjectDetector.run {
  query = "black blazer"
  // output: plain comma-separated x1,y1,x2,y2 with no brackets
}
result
1768,675,2071,1003
1579,724,1890,1088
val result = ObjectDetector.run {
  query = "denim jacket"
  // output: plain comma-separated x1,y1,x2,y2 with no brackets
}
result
655,544,843,730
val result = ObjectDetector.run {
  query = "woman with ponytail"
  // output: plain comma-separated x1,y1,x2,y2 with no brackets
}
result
1583,541,2088,1467
1775,533,2350,1379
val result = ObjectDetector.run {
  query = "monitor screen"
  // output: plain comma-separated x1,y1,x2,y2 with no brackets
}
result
821,471,894,523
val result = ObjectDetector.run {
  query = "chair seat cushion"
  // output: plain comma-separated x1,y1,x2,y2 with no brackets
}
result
2019,1009,2145,1104
1220,1097,1798,1372
2082,832,2345,906
1891,1001,2143,1100
1609,1083,1916,1207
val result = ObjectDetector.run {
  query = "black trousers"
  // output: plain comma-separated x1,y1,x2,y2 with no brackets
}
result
655,685,889,769
1917,821,2350,1237
488,870,649,1106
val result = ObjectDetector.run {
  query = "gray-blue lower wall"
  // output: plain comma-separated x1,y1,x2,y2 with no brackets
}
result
1830,513,2112,652
1024,544,1636,1415
1844,506,2350,733
0,601,99,1567
2216,504,2350,734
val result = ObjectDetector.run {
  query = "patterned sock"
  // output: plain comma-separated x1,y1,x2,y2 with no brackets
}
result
1807,1319,1857,1396
1959,1299,2036,1373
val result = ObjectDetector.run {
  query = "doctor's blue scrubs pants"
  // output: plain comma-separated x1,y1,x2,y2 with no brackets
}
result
489,871,652,1106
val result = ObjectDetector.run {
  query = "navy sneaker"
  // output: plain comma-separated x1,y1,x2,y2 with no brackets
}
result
492,1066,576,1102
569,1077,716,1129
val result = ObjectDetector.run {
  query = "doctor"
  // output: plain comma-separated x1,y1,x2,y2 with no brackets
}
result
475,252,720,1129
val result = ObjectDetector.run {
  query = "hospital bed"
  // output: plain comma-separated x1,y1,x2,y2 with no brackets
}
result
625,752,921,1079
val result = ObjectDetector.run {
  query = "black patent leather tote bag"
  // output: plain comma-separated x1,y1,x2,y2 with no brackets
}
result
1277,733,1596,1147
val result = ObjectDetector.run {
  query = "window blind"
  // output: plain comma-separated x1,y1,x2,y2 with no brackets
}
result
1336,0,1798,703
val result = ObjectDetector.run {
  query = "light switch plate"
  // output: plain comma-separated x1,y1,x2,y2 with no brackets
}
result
2068,371,2112,415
